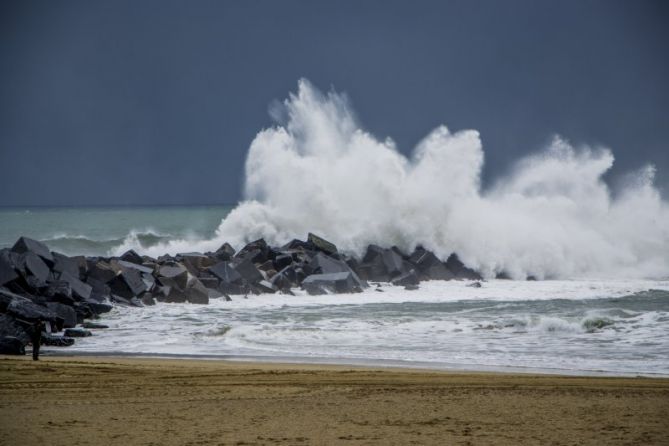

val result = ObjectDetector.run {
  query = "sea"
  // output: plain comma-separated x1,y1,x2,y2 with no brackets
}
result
1,205,668,377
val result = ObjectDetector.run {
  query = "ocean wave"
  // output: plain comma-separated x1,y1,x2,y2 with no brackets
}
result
39,229,175,256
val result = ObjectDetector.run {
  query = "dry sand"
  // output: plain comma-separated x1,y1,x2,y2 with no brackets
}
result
1,356,668,445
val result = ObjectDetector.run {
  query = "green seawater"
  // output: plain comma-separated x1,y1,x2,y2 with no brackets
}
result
0,205,233,256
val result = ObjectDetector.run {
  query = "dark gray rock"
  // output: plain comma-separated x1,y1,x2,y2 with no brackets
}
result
308,253,367,289
116,260,153,275
0,251,19,286
197,276,219,290
0,337,25,355
23,252,50,286
45,281,75,305
185,277,209,304
214,242,236,261
108,266,147,299
273,254,293,271
235,239,271,263
111,294,144,307
46,302,77,328
358,245,391,282
445,254,482,280
140,294,156,306
157,287,187,303
2,290,58,323
307,233,338,256
467,281,483,288
86,260,119,283
408,248,454,281
59,271,92,301
257,259,275,272
82,322,109,329
281,239,314,252
157,264,189,290
302,272,363,295
254,280,277,294
64,328,92,337
381,249,406,278
85,299,113,315
52,252,82,278
308,252,349,274
208,261,243,284
0,314,30,344
231,258,264,283
11,236,54,265
178,253,217,276
120,249,143,265
41,334,75,347
269,265,298,291
391,269,420,287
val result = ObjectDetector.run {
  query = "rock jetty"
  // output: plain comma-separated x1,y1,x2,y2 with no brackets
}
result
0,234,481,355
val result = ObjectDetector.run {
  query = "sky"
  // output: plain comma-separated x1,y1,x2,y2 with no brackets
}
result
0,0,667,206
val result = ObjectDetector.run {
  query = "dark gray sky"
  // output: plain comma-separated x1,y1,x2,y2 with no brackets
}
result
1,0,667,206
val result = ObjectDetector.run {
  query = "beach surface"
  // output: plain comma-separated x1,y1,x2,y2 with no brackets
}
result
1,356,668,445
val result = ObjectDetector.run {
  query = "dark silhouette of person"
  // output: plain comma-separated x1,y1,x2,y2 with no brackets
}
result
30,321,43,361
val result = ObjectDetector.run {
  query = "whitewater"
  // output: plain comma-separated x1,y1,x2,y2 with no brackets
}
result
2,79,668,375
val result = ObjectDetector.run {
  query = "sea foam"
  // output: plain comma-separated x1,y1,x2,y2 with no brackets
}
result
128,79,669,280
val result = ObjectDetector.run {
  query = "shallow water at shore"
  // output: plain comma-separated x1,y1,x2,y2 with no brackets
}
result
59,279,669,376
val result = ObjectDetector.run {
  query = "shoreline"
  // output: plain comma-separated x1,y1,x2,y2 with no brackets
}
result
2,355,668,445
41,350,669,379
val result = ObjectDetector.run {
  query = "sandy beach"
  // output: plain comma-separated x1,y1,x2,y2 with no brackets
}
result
0,356,667,445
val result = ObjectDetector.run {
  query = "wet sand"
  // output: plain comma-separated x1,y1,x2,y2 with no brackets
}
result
1,356,668,445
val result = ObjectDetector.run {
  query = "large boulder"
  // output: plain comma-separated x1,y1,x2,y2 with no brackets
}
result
391,269,420,287
22,252,50,287
0,314,30,344
308,253,366,289
302,272,364,295
46,302,77,328
86,260,119,283
59,271,92,301
307,233,338,256
231,258,264,284
119,249,143,265
0,337,25,355
177,253,217,276
208,261,242,284
0,251,19,286
52,252,86,279
185,277,210,304
445,254,482,280
357,245,391,282
235,239,272,264
408,248,454,281
213,242,236,261
156,264,189,290
108,266,147,299
273,254,293,271
45,281,75,305
3,291,58,324
11,236,54,265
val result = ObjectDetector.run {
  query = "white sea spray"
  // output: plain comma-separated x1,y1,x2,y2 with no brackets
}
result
129,79,669,279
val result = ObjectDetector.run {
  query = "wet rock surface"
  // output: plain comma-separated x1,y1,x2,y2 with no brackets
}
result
0,235,484,354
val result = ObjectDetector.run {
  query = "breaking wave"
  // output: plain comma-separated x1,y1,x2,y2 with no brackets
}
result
132,79,669,279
